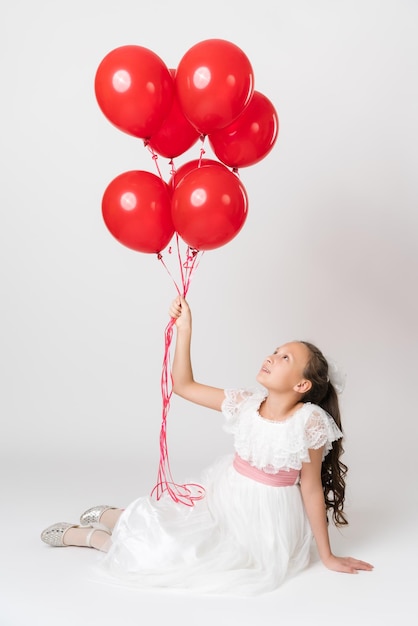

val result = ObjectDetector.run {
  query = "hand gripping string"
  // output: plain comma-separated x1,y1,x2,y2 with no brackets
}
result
151,240,205,506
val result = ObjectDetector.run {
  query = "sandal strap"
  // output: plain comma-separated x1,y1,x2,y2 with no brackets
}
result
85,522,111,548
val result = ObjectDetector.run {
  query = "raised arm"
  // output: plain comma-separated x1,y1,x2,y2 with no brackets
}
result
169,296,225,412
300,447,374,574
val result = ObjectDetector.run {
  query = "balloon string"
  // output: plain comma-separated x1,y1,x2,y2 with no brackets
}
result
144,141,164,181
169,158,176,177
198,135,206,165
157,236,202,296
152,239,205,506
157,252,181,296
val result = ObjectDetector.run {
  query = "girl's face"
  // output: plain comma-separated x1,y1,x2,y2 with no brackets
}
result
256,342,311,393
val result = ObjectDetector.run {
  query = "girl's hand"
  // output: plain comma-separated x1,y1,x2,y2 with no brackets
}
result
169,296,191,330
323,554,374,574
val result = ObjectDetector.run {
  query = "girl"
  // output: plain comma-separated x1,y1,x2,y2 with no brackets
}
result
41,296,373,595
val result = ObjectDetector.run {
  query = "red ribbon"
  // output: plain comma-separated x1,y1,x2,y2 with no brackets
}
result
151,237,205,506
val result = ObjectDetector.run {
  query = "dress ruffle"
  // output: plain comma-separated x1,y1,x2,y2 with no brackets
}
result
222,388,343,472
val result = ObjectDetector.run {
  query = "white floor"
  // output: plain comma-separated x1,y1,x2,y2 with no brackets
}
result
2,451,415,626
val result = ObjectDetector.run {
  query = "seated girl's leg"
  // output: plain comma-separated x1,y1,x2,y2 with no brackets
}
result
99,508,124,531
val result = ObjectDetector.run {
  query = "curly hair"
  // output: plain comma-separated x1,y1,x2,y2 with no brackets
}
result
300,341,348,527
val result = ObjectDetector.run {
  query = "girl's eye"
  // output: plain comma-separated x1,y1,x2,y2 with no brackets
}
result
283,355,289,361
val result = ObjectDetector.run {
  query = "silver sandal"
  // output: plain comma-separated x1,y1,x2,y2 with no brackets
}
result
41,522,110,547
79,504,118,528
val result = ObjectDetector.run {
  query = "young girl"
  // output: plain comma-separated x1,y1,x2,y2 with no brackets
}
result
41,296,373,595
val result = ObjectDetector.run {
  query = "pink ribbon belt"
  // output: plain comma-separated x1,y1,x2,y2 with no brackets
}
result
233,454,300,486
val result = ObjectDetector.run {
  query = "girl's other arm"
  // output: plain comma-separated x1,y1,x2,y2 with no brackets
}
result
169,296,225,411
300,447,374,574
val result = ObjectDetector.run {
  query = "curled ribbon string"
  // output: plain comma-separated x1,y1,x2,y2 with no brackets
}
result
151,238,205,506
144,141,164,180
169,158,176,178
198,135,206,165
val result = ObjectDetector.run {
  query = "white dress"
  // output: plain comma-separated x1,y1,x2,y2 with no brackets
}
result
97,388,343,596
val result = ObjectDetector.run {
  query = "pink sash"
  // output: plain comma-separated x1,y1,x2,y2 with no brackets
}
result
233,454,300,486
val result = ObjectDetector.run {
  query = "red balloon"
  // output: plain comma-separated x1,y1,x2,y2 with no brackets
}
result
209,91,279,168
147,70,201,158
102,170,174,253
95,45,174,139
171,165,248,251
168,158,228,192
176,39,254,135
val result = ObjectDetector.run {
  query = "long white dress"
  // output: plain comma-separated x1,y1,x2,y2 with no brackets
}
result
97,388,343,596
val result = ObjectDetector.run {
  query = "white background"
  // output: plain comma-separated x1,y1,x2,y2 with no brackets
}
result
1,1,417,624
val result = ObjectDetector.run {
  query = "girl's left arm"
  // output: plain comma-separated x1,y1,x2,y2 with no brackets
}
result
300,447,374,574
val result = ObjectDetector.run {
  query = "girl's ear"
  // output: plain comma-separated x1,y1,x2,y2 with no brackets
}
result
294,379,312,395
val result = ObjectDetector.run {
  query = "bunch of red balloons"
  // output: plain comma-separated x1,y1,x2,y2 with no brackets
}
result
95,39,279,254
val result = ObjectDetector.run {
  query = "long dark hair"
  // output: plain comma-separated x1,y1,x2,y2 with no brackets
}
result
300,341,348,527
